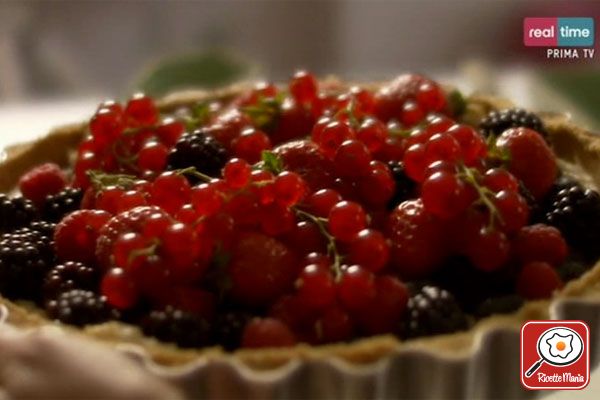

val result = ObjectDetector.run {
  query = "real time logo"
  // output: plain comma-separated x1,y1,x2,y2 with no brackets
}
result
523,18,595,59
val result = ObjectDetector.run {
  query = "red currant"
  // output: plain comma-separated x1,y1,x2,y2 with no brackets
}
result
328,201,367,242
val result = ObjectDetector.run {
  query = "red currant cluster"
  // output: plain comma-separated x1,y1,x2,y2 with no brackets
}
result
13,70,575,349
74,94,186,188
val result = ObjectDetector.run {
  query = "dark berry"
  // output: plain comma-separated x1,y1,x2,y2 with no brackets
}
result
141,307,211,348
401,285,469,339
475,294,525,319
166,129,229,180
556,258,590,282
213,311,252,351
0,194,37,233
479,108,546,139
387,161,417,209
43,188,83,222
29,220,56,238
45,289,112,326
0,226,54,301
43,261,98,301
541,180,600,259
430,257,514,313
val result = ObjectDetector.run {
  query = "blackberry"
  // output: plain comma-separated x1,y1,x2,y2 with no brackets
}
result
557,259,590,282
43,188,83,222
387,161,417,209
401,285,469,339
0,226,55,301
475,295,524,319
213,311,252,350
141,307,211,348
45,289,112,326
479,108,546,139
430,257,515,313
166,129,228,180
0,194,37,233
29,220,56,238
541,181,600,259
43,261,98,301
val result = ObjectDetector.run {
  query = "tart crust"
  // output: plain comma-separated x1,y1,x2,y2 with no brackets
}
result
1,84,600,371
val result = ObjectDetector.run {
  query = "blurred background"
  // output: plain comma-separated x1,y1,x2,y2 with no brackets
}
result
0,0,599,148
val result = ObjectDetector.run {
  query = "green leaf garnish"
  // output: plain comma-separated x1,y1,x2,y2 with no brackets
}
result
260,150,283,174
448,89,466,117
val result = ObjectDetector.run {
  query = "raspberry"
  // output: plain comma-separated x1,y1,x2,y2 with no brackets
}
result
45,289,112,327
387,199,448,279
166,129,229,179
18,163,67,207
541,181,600,259
141,307,211,348
516,261,563,300
274,140,335,192
228,232,300,307
42,188,83,222
241,318,296,348
43,261,98,301
213,311,252,351
496,128,557,199
0,226,55,301
513,224,567,266
387,161,417,209
54,209,112,264
479,108,546,139
0,194,37,233
401,285,468,339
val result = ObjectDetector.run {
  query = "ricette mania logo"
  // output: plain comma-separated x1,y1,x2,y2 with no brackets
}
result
523,17,595,59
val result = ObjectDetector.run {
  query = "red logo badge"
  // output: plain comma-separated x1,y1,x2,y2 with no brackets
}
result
521,320,589,390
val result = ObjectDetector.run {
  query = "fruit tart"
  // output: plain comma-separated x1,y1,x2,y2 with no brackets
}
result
1,72,600,398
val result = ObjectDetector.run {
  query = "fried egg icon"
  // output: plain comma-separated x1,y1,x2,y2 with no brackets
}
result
546,332,574,358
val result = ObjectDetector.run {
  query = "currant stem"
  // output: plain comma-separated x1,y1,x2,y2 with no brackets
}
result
88,170,138,190
294,208,343,280
127,240,159,266
458,165,503,229
175,167,213,182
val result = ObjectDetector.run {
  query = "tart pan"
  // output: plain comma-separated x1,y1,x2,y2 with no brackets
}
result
1,84,599,399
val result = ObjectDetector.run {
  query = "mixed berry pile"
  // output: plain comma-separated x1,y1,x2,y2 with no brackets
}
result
1,71,600,350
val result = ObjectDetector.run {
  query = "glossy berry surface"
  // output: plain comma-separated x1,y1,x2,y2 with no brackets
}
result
3,70,597,351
